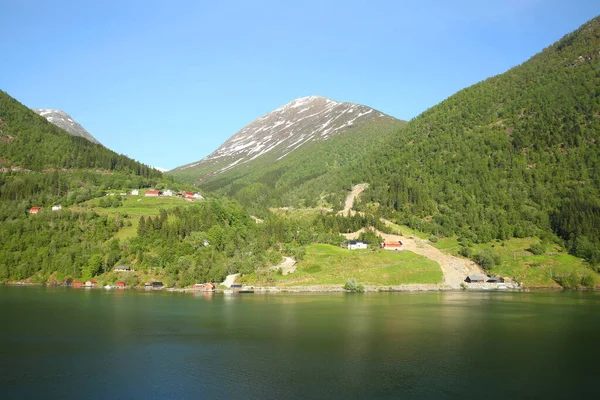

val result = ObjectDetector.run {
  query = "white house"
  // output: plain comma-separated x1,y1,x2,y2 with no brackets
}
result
51,205,62,211
347,240,368,250
193,193,204,199
163,189,173,197
130,189,139,195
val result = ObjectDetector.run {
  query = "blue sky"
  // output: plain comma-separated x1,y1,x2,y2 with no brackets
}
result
1,1,598,170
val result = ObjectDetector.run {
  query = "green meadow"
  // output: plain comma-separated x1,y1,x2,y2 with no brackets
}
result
243,243,443,286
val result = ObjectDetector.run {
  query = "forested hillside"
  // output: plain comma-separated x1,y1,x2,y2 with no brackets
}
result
0,90,159,176
347,16,600,263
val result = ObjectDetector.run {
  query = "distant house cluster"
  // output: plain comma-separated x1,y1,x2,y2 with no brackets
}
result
29,205,62,214
127,189,204,200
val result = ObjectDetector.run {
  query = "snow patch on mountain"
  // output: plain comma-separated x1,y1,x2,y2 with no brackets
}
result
172,95,395,176
32,108,101,145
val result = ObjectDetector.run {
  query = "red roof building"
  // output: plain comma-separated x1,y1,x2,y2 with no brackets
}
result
73,281,84,288
204,282,216,291
116,281,127,288
145,190,161,197
381,241,403,249
29,207,41,214
182,191,194,196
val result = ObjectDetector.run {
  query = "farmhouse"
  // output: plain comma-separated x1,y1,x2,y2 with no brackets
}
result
347,240,368,250
381,241,403,250
181,191,194,197
193,193,204,199
85,280,97,288
29,207,41,214
465,274,486,283
163,189,173,196
114,265,131,272
204,282,216,291
130,189,139,195
145,190,161,197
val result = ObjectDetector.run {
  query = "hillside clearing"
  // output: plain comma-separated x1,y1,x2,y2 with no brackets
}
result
242,244,443,287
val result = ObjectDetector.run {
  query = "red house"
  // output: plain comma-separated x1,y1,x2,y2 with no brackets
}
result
203,282,216,291
145,190,161,197
73,281,84,288
116,281,127,288
29,207,41,214
381,241,403,250
182,191,194,197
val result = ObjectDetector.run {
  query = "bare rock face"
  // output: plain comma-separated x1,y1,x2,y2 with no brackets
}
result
172,95,396,176
32,109,101,145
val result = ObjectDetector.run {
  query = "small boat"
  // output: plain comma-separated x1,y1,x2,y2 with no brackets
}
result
104,284,112,290
238,289,254,294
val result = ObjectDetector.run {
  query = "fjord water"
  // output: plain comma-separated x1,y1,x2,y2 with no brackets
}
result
1,287,598,399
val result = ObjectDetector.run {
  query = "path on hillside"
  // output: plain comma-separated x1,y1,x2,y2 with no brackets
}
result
221,273,239,288
271,257,297,275
338,183,369,216
344,227,484,288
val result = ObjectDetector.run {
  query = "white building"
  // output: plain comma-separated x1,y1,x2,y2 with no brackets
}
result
193,193,204,199
130,189,139,195
51,205,62,211
347,240,368,250
163,189,173,196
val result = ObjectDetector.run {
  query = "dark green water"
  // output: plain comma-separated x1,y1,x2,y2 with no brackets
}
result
1,287,599,399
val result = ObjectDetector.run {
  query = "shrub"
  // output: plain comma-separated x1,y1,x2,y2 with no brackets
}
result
344,278,365,292
473,249,500,271
429,235,439,243
459,246,473,258
529,242,546,255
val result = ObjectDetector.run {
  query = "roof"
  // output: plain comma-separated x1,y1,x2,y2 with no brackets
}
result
116,281,126,286
145,190,160,194
348,240,367,245
467,274,486,281
152,281,163,286
114,265,130,270
30,206,41,211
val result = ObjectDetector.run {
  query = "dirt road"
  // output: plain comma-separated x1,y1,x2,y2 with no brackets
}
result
271,256,297,275
338,183,369,216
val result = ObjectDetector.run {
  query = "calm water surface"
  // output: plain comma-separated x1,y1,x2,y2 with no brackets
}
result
1,287,599,399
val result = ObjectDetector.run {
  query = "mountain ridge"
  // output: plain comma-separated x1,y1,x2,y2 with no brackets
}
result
32,108,101,145
171,95,402,181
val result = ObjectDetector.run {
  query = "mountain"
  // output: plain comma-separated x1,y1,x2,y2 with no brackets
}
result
32,109,101,144
338,16,600,263
169,96,405,210
0,89,159,176
171,96,403,181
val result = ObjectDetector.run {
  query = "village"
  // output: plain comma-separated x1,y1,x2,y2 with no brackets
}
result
28,188,205,214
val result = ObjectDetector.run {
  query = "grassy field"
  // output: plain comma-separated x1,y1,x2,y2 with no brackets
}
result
242,243,443,286
88,195,193,216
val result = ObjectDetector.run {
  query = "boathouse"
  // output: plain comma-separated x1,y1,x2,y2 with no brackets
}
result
465,274,486,283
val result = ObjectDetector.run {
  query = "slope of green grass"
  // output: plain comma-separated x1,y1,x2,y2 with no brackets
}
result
242,243,443,286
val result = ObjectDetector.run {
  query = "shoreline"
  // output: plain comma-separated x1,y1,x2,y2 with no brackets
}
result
3,281,526,293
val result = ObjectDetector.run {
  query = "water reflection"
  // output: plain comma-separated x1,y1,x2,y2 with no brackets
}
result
1,287,599,399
